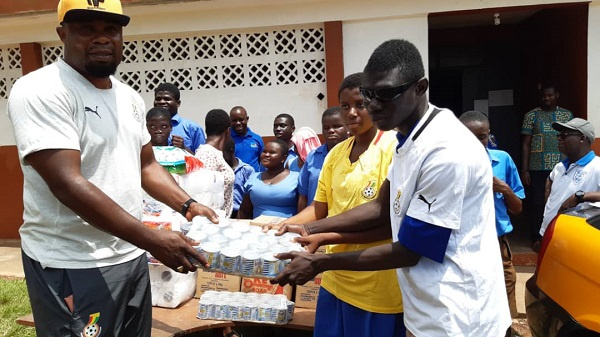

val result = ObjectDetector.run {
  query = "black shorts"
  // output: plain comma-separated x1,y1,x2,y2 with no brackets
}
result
22,251,152,337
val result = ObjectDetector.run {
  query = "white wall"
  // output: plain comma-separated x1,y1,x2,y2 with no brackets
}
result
588,2,600,131
342,15,429,76
0,99,12,145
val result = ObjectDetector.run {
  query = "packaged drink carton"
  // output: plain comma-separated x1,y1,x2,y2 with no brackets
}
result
195,270,241,298
294,273,322,309
241,277,292,300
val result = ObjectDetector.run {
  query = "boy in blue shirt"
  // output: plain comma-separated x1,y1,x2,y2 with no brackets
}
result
154,82,206,153
223,138,255,218
297,107,348,212
460,110,525,325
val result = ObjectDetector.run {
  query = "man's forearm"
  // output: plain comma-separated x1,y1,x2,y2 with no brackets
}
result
317,241,419,272
318,225,392,245
52,175,156,250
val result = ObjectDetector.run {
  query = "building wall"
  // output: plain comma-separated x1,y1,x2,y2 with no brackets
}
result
342,15,429,76
588,2,600,130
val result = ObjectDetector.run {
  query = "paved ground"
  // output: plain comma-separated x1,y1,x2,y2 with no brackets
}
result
0,240,24,279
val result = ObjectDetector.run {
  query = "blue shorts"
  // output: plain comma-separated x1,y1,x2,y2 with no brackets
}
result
314,287,405,337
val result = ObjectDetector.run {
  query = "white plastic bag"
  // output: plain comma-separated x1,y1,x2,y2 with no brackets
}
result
149,264,196,308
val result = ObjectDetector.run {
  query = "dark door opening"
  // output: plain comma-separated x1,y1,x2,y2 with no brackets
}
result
428,3,588,250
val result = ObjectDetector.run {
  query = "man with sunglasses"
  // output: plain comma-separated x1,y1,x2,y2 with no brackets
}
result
272,39,510,337
538,118,600,237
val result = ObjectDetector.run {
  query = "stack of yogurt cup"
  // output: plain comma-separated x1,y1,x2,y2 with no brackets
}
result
197,291,295,324
183,215,305,278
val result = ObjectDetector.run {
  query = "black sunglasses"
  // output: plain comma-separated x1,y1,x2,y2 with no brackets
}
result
360,80,418,103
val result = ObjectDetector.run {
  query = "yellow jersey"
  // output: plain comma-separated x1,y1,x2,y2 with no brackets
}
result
314,130,402,313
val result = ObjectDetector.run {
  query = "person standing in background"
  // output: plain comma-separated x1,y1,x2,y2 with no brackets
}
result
146,107,172,147
154,82,206,153
238,139,299,219
521,83,572,248
288,126,321,171
223,138,255,219
297,106,348,212
539,118,600,236
229,106,264,172
195,109,235,217
460,110,524,334
273,113,298,170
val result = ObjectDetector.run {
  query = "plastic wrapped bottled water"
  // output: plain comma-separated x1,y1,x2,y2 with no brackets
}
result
184,218,305,278
197,291,294,324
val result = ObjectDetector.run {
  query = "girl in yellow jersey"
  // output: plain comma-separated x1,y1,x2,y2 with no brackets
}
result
279,73,404,337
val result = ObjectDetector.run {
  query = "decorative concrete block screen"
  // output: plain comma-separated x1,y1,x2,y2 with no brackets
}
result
0,46,22,99
41,25,326,93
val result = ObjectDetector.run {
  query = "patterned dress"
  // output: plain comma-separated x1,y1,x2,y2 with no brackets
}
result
195,144,235,217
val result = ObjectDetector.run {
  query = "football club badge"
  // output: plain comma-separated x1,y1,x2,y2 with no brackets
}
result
81,312,101,337
393,189,402,215
132,102,142,122
361,180,377,200
573,169,588,184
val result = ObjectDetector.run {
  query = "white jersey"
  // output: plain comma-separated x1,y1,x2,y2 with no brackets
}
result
388,105,511,336
8,59,150,269
540,152,600,235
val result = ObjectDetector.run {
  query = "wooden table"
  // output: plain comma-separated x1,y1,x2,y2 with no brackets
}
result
17,299,315,337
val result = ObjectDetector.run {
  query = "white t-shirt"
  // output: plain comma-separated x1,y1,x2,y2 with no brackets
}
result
388,105,511,336
8,59,150,269
539,152,600,236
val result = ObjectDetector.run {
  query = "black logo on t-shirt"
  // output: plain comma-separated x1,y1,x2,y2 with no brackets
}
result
85,106,101,119
418,194,436,212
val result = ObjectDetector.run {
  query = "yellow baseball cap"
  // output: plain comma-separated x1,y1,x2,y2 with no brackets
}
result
58,0,130,26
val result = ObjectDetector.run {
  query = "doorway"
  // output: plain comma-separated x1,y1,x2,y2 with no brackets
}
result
428,3,589,249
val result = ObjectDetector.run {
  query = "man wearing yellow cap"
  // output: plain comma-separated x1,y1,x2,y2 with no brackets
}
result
7,1,218,336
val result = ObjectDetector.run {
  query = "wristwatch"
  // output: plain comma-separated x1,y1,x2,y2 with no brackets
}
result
575,190,585,203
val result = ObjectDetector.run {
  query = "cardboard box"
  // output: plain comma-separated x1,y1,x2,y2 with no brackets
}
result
250,215,286,229
195,270,241,298
241,277,292,300
294,273,322,309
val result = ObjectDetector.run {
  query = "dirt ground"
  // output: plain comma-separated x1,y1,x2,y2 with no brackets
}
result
512,318,532,337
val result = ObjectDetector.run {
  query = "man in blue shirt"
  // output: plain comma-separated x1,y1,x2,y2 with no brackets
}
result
297,107,348,211
230,106,264,171
460,110,525,323
154,83,205,153
273,113,298,170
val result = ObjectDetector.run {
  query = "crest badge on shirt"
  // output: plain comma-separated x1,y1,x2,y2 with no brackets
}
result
573,169,588,184
81,312,102,337
393,189,402,215
131,102,142,122
361,180,377,200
